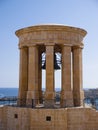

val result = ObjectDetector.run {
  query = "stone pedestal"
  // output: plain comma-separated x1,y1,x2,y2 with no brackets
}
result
61,91,73,107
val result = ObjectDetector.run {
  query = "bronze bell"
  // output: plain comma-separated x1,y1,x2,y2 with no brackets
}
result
42,53,61,70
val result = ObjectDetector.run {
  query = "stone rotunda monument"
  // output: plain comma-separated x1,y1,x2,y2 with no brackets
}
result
1,24,98,130
16,24,86,108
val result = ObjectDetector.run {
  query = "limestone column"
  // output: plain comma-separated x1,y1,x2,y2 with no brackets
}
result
45,45,55,107
26,45,39,107
72,46,84,106
18,47,28,106
61,45,73,107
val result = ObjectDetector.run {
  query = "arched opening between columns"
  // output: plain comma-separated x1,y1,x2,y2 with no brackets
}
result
54,52,61,103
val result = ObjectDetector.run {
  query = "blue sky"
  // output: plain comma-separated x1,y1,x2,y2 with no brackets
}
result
0,0,98,88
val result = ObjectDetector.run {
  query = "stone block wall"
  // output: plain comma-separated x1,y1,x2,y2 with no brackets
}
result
67,107,98,130
7,107,30,130
0,106,98,130
0,106,7,130
30,109,67,130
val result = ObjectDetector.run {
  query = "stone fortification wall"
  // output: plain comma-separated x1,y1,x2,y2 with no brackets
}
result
0,106,98,130
30,109,67,130
7,107,30,130
67,108,98,130
0,106,7,130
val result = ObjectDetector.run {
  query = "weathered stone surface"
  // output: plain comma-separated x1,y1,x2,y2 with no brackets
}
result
1,106,98,130
15,24,86,48
16,24,87,107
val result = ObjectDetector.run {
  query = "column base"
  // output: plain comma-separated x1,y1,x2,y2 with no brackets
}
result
80,90,84,106
61,91,73,107
73,90,84,107
26,91,39,107
39,91,43,104
44,91,55,108
17,90,27,106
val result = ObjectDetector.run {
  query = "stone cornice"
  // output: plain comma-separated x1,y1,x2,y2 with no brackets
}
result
16,24,86,49
15,24,87,37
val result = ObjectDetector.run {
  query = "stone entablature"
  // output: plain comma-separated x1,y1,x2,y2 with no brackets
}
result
15,24,86,48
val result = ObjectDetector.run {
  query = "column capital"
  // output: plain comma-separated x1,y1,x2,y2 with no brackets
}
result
27,44,37,47
18,42,38,49
72,43,84,50
20,45,29,49
72,45,83,50
62,44,72,47
61,44,72,51
18,43,23,49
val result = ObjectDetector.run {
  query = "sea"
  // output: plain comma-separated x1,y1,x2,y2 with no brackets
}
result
0,87,61,97
0,88,18,97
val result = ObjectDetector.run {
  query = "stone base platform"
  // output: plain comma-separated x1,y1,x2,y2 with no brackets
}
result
0,106,98,130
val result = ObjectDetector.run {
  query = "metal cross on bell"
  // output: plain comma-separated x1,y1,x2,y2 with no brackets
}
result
42,53,61,70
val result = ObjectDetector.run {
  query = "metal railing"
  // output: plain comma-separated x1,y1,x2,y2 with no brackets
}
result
1,97,98,110
84,97,98,110
0,96,17,106
0,97,74,108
